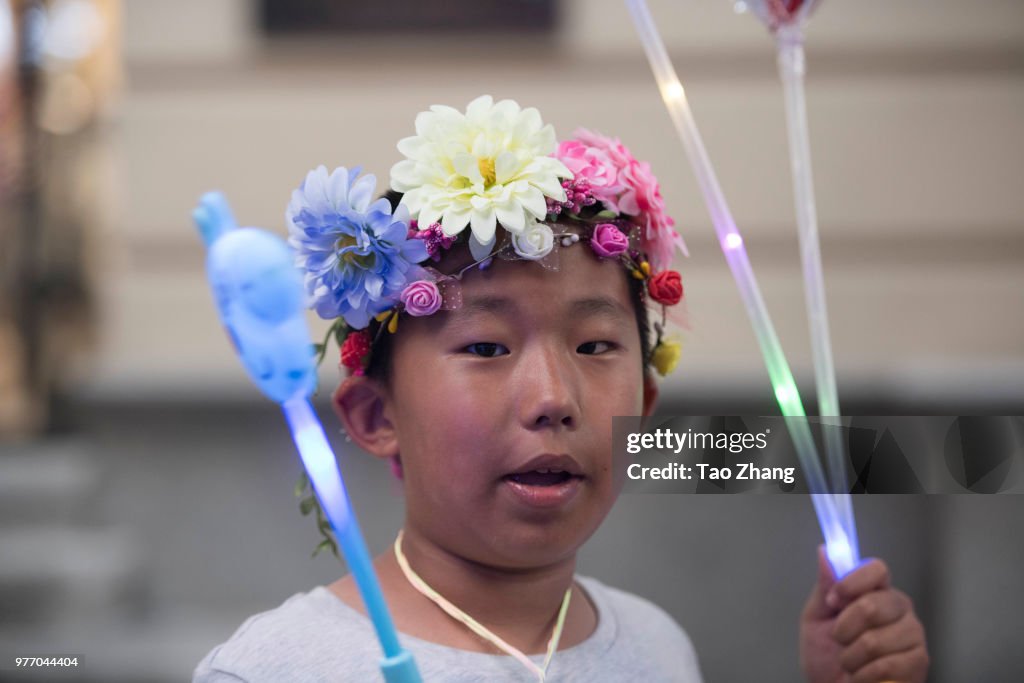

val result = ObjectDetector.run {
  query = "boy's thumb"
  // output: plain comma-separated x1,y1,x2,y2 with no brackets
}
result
803,545,840,620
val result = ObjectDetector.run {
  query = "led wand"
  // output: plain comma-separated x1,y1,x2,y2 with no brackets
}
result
193,192,421,682
625,0,859,576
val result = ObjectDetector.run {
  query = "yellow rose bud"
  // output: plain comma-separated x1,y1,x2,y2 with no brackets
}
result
651,338,682,376
375,310,392,322
387,312,399,334
631,269,645,280
640,261,651,276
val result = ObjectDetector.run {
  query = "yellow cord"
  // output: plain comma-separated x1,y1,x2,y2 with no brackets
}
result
393,529,572,682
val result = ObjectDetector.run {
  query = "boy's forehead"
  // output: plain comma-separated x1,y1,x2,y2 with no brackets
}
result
449,245,634,323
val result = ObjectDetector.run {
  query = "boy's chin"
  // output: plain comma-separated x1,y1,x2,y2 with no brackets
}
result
475,516,608,571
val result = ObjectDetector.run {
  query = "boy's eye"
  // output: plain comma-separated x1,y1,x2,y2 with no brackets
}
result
463,342,510,358
577,341,614,355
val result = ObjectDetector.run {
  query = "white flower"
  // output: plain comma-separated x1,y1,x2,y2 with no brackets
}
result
390,95,571,250
511,222,554,260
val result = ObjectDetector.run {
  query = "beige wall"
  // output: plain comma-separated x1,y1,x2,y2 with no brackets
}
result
87,0,1024,400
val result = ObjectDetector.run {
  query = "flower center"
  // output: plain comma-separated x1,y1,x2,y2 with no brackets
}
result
477,157,496,186
335,233,376,269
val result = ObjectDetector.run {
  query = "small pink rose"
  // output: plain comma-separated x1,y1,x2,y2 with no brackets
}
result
590,223,630,259
400,280,442,316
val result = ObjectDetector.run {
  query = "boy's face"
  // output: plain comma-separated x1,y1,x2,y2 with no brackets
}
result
374,242,655,569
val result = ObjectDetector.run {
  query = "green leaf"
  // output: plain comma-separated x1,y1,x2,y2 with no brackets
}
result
313,320,344,369
333,320,348,347
312,539,333,558
293,471,309,498
594,209,617,219
299,497,316,516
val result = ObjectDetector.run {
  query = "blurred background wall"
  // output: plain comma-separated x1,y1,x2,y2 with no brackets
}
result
1,0,1022,681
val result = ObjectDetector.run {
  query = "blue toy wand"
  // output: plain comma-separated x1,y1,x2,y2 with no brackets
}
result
193,192,422,683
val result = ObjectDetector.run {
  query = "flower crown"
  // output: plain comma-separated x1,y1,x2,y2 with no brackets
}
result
287,95,689,379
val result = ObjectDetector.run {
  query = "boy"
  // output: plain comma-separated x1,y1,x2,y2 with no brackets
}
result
194,96,928,682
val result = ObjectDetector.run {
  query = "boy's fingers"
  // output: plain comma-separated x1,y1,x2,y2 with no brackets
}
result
803,545,839,619
838,612,925,673
826,558,891,611
848,645,930,683
832,590,912,645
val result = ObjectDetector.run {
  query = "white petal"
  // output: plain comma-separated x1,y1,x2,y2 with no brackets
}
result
400,187,423,213
515,107,542,139
494,152,518,185
533,124,557,155
538,156,572,179
492,98,521,123
465,95,494,121
419,203,443,228
495,203,525,233
468,232,496,262
520,188,548,219
441,204,472,235
471,206,497,244
390,160,420,191
414,110,436,137
452,153,483,183
430,104,463,119
471,133,491,159
397,135,425,159
444,140,468,163
532,173,566,198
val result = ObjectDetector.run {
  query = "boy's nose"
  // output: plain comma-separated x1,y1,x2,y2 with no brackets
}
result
517,345,581,430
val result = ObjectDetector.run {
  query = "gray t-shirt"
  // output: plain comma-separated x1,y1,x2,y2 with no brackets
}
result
193,575,703,682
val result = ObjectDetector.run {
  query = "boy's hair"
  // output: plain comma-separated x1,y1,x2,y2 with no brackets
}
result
364,193,653,385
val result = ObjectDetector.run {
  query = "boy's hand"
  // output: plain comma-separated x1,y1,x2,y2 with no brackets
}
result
800,547,929,683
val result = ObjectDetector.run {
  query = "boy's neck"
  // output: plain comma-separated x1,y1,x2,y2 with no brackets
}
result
331,525,598,655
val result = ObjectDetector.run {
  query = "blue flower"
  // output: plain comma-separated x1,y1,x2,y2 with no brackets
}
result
287,165,429,329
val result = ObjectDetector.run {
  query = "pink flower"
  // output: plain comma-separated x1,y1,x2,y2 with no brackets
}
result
553,139,626,211
589,223,630,259
619,159,688,271
400,280,442,316
572,128,634,174
565,128,687,271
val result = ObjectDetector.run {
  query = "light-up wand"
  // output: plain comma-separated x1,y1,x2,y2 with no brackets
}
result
625,0,860,576
193,192,422,683
732,0,858,575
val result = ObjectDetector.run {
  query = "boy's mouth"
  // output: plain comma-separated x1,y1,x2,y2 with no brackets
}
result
504,469,579,487
502,453,584,493
501,455,585,508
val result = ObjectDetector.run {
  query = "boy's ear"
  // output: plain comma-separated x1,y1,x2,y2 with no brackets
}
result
641,371,659,417
331,376,400,461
